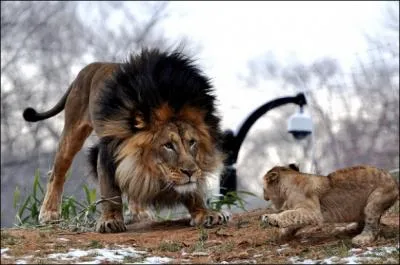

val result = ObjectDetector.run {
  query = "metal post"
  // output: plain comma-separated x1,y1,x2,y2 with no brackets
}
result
219,93,307,195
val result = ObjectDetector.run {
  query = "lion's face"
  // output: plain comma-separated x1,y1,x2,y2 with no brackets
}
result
115,104,224,202
154,121,205,194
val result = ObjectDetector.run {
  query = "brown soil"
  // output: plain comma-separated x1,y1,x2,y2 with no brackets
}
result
1,208,399,264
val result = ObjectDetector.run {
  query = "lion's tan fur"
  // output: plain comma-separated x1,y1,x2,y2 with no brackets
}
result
262,164,399,245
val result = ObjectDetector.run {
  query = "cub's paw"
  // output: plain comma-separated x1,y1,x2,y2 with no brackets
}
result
352,233,376,246
190,210,231,227
261,213,279,227
96,218,126,233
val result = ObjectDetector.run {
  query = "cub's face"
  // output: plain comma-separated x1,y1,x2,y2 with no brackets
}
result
154,122,206,194
263,168,285,210
263,164,300,210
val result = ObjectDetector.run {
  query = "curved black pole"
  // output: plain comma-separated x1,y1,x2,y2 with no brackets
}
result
219,92,307,195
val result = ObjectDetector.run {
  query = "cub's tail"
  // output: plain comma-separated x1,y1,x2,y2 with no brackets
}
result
22,84,73,122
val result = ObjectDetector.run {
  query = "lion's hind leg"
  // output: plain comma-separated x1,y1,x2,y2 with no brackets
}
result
352,185,398,246
39,123,92,224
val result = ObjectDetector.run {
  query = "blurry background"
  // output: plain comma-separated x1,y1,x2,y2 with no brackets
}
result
1,1,399,227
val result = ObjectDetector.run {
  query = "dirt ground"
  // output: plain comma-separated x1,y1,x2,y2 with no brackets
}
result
1,208,399,264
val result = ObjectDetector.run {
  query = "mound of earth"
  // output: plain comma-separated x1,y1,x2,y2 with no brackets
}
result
1,208,399,264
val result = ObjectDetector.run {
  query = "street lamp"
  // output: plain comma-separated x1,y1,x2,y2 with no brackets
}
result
219,92,312,195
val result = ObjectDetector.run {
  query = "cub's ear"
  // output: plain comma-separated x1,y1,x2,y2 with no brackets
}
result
265,172,279,184
288,163,300,171
134,112,146,129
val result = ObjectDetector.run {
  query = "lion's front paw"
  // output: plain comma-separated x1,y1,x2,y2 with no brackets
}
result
39,208,60,224
190,210,231,227
352,232,376,246
261,213,279,227
96,218,126,233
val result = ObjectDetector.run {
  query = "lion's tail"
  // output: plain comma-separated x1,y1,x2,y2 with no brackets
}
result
22,83,73,122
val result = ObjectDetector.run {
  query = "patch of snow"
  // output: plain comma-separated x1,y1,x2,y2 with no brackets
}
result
321,256,339,264
341,256,360,264
57,237,70,242
1,248,12,259
48,247,142,262
191,251,209,256
44,245,173,264
140,256,172,264
349,248,363,253
361,246,398,256
15,260,27,264
289,257,317,264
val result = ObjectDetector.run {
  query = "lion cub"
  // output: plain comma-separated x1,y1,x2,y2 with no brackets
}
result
261,164,399,246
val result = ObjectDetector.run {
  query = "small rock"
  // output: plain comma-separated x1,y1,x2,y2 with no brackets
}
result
253,254,262,258
238,251,249,258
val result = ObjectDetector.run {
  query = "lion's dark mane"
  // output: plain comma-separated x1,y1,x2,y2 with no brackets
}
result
95,49,221,141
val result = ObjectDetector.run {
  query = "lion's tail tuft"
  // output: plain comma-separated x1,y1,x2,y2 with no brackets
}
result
23,107,41,122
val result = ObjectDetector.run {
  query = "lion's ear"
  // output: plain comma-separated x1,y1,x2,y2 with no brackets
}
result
266,172,279,184
288,163,300,171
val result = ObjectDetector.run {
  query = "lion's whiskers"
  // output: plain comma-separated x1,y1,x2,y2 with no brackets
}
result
161,181,174,192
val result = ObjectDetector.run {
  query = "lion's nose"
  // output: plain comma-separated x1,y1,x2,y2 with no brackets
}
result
180,168,195,179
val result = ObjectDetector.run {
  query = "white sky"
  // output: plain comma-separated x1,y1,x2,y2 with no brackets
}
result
151,1,386,130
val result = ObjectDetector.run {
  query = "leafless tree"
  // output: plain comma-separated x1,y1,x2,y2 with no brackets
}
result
1,1,178,162
238,2,399,194
1,0,188,227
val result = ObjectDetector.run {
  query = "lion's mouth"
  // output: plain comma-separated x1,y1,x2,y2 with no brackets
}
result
174,182,197,194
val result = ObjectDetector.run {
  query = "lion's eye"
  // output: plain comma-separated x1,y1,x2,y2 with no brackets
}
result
163,142,175,151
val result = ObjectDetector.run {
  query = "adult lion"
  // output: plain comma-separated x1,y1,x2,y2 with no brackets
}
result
23,49,230,233
261,164,399,246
